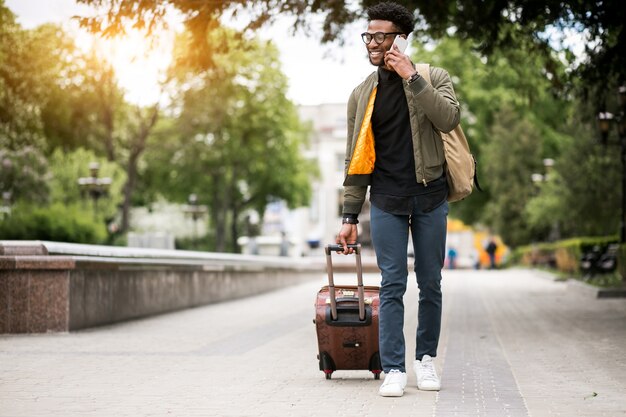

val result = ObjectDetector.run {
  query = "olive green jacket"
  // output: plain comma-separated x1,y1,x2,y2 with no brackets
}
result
342,65,461,215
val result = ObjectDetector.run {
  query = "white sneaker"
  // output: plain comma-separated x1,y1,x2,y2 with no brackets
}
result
378,369,407,397
414,355,441,391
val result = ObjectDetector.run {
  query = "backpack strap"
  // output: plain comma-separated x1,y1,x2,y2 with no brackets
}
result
415,63,431,85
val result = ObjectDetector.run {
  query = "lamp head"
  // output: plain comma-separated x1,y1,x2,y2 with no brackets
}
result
597,112,614,145
88,162,100,177
618,85,626,109
531,173,544,183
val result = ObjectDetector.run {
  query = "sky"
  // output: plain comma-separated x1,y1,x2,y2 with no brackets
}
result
5,0,383,106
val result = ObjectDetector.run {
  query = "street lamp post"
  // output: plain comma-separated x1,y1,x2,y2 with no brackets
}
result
596,85,626,243
531,158,555,184
77,162,112,219
183,194,207,248
0,191,11,219
531,158,559,241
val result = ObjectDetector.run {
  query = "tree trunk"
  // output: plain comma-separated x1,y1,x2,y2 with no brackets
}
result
119,105,159,233
230,206,238,253
99,66,116,162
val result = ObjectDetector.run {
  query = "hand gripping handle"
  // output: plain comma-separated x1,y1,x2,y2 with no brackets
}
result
324,244,365,321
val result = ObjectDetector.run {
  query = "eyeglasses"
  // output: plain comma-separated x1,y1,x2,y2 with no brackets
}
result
361,32,404,45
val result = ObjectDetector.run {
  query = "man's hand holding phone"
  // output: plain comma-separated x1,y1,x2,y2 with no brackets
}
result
385,35,415,80
391,35,408,54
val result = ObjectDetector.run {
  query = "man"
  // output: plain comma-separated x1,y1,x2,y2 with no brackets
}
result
486,238,498,269
336,2,460,397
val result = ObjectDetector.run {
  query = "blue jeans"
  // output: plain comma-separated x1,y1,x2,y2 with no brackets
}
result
370,199,448,373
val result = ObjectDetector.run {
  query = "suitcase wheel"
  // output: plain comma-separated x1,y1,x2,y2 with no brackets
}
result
369,352,383,380
319,352,335,380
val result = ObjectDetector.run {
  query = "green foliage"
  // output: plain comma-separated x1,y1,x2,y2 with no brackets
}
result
525,139,621,238
480,107,544,247
411,36,621,248
38,38,123,154
618,245,626,284
75,0,625,95
175,235,214,252
0,202,107,243
411,37,578,245
0,146,50,204
512,236,619,270
48,147,126,220
0,8,125,206
0,4,46,151
0,6,122,155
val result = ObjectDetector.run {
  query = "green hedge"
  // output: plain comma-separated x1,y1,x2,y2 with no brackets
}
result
0,202,107,244
619,245,626,283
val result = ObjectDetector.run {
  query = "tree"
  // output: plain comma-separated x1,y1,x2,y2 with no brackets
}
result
0,146,50,204
36,34,160,234
76,0,624,93
410,36,574,233
0,4,55,203
142,30,314,252
0,2,166,238
525,128,621,239
481,106,544,247
48,147,126,221
0,3,48,151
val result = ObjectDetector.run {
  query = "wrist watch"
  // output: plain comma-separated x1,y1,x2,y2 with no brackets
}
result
406,72,420,84
342,217,359,225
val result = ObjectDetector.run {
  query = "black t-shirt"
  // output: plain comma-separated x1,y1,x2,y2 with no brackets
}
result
368,67,447,215
370,68,420,196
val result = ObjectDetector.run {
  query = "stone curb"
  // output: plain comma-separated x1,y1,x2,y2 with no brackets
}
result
566,278,626,298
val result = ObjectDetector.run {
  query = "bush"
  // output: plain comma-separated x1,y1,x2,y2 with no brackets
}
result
513,236,620,276
0,202,107,244
175,234,216,252
619,245,626,281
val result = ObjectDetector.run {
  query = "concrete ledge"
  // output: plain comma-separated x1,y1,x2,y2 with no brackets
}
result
567,278,626,298
0,241,325,333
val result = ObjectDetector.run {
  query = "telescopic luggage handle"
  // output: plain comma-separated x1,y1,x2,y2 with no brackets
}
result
325,244,365,322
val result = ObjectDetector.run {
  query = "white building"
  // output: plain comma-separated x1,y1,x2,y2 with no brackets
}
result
297,103,350,251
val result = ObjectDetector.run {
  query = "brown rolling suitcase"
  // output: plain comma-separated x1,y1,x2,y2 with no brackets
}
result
314,244,382,380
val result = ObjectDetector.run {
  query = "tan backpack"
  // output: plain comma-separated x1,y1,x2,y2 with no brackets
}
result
415,63,481,202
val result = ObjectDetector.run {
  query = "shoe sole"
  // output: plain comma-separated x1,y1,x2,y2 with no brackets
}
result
379,391,404,397
379,384,406,397
417,384,441,391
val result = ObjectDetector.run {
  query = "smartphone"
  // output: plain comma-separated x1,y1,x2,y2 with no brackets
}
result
391,35,408,54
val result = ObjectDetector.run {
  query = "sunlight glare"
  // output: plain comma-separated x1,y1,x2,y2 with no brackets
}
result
75,28,175,106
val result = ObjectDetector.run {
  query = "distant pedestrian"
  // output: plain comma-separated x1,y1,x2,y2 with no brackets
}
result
279,232,289,257
447,247,457,269
471,248,481,270
485,239,498,269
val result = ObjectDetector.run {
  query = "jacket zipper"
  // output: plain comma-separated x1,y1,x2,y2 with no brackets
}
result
415,101,427,187
405,82,428,187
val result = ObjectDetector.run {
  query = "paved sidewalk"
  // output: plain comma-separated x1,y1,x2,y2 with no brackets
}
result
1,269,625,416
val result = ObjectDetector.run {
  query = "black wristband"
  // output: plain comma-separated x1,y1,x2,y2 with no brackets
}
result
406,72,420,84
342,217,359,225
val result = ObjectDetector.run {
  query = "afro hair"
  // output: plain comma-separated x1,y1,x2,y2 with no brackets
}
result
366,2,415,35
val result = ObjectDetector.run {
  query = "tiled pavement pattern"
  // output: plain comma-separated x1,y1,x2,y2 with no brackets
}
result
437,276,528,417
1,269,625,416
